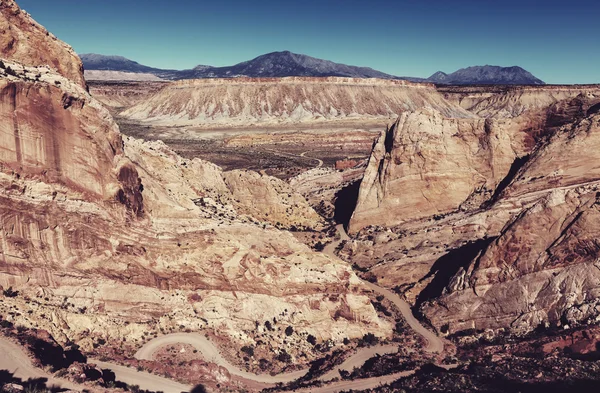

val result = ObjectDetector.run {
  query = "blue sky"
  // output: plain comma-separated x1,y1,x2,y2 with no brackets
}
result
16,0,600,84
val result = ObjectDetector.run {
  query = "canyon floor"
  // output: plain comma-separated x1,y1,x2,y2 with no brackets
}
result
116,117,380,179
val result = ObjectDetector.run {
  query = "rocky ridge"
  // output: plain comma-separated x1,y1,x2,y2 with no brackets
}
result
0,0,390,371
120,77,473,128
440,84,600,118
344,83,600,337
0,0,85,87
428,65,544,85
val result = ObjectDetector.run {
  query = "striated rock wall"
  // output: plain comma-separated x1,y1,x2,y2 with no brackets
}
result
421,111,600,334
120,77,473,128
440,85,600,118
346,93,600,336
0,0,86,87
87,81,167,112
348,108,529,233
0,60,142,213
422,187,600,334
0,0,390,362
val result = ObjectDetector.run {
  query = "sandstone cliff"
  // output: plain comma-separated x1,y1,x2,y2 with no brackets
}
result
348,109,529,233
120,77,473,128
0,0,389,365
421,110,600,334
440,85,600,118
87,81,167,113
344,92,600,337
0,0,86,87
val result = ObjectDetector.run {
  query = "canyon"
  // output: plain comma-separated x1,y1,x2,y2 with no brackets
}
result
2,0,600,392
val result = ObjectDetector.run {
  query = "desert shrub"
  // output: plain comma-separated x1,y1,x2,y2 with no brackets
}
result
358,333,379,347
264,320,273,331
241,345,255,357
3,286,19,298
277,350,292,363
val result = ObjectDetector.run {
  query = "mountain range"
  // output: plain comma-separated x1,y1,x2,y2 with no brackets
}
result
81,51,545,85
427,65,545,85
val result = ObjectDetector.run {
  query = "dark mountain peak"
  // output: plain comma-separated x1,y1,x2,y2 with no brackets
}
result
186,50,400,79
80,53,130,63
427,65,544,85
243,51,319,69
192,64,214,71
80,53,158,73
428,71,448,82
80,53,180,80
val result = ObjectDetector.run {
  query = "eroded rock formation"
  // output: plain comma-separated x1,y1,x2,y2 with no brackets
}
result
348,109,529,233
0,0,86,87
345,86,600,336
120,77,472,128
0,0,389,366
422,110,600,334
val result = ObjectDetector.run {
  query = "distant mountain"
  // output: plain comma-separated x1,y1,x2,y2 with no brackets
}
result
427,71,449,83
81,51,409,81
81,54,159,73
81,54,544,86
179,51,401,79
80,54,178,79
427,65,545,85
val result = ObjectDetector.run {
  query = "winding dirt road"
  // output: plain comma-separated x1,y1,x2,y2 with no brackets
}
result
363,282,444,353
0,224,445,393
324,226,443,352
134,333,306,384
0,338,83,391
299,151,324,168
318,345,399,382
92,358,192,393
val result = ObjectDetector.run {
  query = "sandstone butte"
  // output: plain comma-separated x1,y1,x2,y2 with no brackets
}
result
0,0,86,87
345,86,600,336
118,76,474,128
0,0,392,369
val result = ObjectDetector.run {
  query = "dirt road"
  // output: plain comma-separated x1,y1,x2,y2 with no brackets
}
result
92,358,192,393
0,338,85,391
0,225,445,393
134,333,307,384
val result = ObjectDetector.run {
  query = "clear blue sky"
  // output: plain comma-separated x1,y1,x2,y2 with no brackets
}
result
16,0,600,84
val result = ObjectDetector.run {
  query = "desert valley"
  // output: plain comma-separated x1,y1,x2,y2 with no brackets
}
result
2,0,600,392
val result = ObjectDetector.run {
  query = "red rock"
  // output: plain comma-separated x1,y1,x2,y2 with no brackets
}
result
0,0,86,87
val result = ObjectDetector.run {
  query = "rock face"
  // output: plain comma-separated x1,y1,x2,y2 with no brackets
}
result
428,65,544,85
87,81,167,113
439,85,600,118
423,187,600,333
348,109,528,233
84,70,165,82
0,59,140,209
81,51,403,80
422,110,600,334
120,77,472,127
345,84,600,336
0,0,85,87
0,0,389,364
